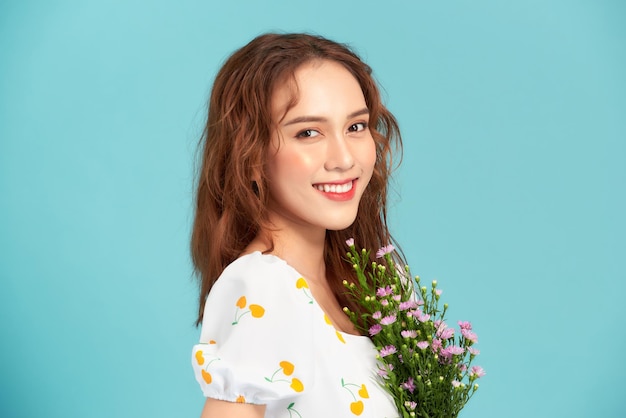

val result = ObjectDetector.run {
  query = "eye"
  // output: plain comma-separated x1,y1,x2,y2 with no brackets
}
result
348,122,367,132
296,129,320,139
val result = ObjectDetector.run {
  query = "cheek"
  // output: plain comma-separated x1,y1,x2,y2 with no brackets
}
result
268,147,316,182
291,141,324,167
361,137,377,176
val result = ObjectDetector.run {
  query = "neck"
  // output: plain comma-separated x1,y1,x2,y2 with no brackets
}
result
275,230,327,283
249,216,327,284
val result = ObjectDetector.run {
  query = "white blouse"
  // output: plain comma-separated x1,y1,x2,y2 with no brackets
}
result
191,251,398,417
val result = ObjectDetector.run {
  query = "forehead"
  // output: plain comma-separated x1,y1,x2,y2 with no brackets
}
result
271,59,365,123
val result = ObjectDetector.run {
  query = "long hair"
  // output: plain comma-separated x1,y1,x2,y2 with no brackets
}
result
191,33,403,327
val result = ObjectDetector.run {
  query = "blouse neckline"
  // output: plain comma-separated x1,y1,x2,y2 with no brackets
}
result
240,251,372,344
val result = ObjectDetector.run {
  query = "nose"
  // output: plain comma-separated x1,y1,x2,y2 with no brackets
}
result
324,134,355,171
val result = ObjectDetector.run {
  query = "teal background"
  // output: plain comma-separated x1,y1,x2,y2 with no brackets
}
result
1,0,624,417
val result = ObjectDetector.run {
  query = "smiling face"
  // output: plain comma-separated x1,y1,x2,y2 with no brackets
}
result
265,59,376,234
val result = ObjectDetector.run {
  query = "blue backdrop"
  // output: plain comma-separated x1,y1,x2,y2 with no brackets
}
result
1,1,624,417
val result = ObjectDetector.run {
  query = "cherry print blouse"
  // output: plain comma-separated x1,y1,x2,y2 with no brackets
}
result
191,251,398,417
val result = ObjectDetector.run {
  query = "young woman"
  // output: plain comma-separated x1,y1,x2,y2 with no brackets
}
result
191,33,403,418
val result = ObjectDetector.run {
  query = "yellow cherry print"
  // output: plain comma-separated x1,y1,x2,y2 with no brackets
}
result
195,350,205,366
342,378,368,414
279,361,295,376
249,304,265,318
236,395,246,403
236,296,247,308
324,314,346,343
201,370,212,384
350,400,364,415
297,279,313,304
290,378,304,392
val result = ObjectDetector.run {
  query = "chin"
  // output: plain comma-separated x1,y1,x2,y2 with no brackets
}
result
324,216,358,232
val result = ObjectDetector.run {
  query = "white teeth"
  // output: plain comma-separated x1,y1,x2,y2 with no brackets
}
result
315,181,353,193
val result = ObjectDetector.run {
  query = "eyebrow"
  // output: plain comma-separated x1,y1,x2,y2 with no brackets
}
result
282,107,370,126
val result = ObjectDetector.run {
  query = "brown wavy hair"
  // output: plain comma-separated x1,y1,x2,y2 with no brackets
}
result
191,33,403,327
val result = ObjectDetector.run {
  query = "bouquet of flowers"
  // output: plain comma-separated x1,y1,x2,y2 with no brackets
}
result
343,239,484,418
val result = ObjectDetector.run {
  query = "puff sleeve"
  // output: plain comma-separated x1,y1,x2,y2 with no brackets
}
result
191,253,315,406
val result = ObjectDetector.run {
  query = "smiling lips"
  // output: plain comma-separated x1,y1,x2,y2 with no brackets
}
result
313,179,357,201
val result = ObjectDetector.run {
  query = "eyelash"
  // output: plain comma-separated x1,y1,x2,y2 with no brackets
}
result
296,129,319,139
348,122,368,132
295,122,368,138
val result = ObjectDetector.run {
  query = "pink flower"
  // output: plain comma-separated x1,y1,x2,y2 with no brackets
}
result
416,311,430,323
379,345,397,357
461,329,478,343
438,328,455,340
416,299,424,306
458,321,472,330
431,338,442,352
435,289,443,296
470,366,486,378
401,377,416,393
369,324,382,336
401,330,417,338
376,244,395,258
377,363,394,378
439,349,452,363
372,311,382,320
376,286,393,297
406,401,417,411
393,294,401,302
468,347,480,356
416,341,429,350
452,380,461,388
458,363,467,372
380,314,397,325
399,300,418,311
345,238,355,247
446,345,465,355
381,299,389,306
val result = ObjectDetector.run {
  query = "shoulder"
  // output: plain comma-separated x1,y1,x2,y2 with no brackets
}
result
192,252,316,404
207,252,304,305
218,251,298,286
199,252,314,340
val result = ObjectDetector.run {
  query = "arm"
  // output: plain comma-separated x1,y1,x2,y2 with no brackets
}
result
200,398,266,418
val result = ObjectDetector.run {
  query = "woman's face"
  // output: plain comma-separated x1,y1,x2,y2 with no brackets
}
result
266,59,376,233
